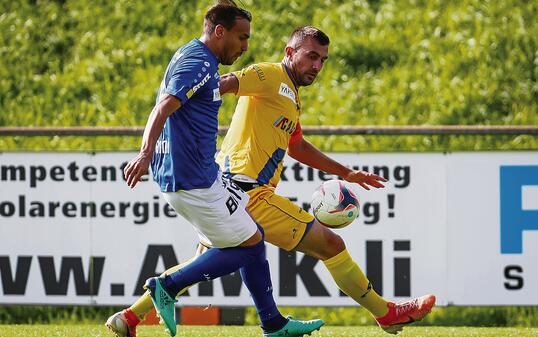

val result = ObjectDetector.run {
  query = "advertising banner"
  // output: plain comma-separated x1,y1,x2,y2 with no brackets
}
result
0,152,536,306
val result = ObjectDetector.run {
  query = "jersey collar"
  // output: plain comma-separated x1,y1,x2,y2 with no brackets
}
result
281,62,299,93
280,62,301,111
194,38,219,66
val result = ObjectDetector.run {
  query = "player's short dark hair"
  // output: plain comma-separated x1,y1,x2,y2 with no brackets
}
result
204,1,252,35
287,26,330,48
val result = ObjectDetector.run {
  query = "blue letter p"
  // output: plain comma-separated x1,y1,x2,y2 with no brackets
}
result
500,166,538,254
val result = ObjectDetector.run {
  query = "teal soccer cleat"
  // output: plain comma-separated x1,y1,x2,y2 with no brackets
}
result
144,277,178,336
263,316,324,337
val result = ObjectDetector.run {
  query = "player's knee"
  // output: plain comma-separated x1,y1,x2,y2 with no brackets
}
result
251,230,263,243
323,231,346,259
240,229,263,247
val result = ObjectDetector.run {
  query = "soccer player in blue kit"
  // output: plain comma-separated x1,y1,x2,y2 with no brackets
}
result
107,2,323,337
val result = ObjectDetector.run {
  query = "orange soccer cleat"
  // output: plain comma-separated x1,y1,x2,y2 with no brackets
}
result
375,294,436,334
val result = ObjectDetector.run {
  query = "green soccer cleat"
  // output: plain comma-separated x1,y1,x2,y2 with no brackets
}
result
144,277,178,336
263,316,324,337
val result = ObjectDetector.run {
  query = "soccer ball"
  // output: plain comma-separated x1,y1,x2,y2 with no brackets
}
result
311,179,360,229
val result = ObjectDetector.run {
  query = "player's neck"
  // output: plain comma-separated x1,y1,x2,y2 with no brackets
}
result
199,35,221,63
281,59,300,90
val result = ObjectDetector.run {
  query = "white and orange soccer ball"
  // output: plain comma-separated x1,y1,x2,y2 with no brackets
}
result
311,179,360,229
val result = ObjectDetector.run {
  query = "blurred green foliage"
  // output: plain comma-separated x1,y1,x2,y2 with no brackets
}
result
0,0,537,151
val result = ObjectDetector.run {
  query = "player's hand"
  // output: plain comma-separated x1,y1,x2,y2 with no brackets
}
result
124,152,151,189
344,170,387,190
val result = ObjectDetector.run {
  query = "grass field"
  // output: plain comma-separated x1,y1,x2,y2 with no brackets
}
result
0,325,537,337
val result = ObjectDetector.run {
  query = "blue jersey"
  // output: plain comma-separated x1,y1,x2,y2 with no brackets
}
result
151,39,222,192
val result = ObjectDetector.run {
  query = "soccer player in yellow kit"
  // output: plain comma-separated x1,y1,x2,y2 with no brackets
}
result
107,26,435,336
217,26,435,334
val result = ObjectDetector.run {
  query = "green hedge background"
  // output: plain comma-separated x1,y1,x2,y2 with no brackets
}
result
1,305,537,327
0,0,536,151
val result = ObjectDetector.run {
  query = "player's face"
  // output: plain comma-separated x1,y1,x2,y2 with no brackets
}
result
289,38,329,86
220,18,250,65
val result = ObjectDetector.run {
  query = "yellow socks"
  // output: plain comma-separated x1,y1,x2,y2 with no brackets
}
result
323,249,388,317
130,258,195,320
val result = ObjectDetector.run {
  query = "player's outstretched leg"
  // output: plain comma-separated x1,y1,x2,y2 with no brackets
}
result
375,294,436,335
105,309,140,337
263,316,324,337
144,277,178,336
104,256,198,337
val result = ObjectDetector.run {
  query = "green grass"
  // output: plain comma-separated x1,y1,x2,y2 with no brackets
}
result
3,306,538,327
0,325,537,337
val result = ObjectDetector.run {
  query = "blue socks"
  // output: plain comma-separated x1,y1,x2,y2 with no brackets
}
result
240,258,288,332
163,240,263,294
161,239,287,332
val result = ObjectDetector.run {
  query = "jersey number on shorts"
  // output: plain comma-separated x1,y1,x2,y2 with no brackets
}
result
224,179,242,215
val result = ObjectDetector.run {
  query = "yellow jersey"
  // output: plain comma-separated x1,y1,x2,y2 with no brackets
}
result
217,62,303,187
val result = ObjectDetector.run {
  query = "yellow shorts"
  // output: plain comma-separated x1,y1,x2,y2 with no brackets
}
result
246,185,315,251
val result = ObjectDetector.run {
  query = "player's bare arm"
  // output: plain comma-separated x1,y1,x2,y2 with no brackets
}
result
288,135,387,190
124,94,181,189
219,73,239,95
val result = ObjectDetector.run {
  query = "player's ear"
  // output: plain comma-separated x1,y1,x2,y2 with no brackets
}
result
284,46,295,58
215,24,225,38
